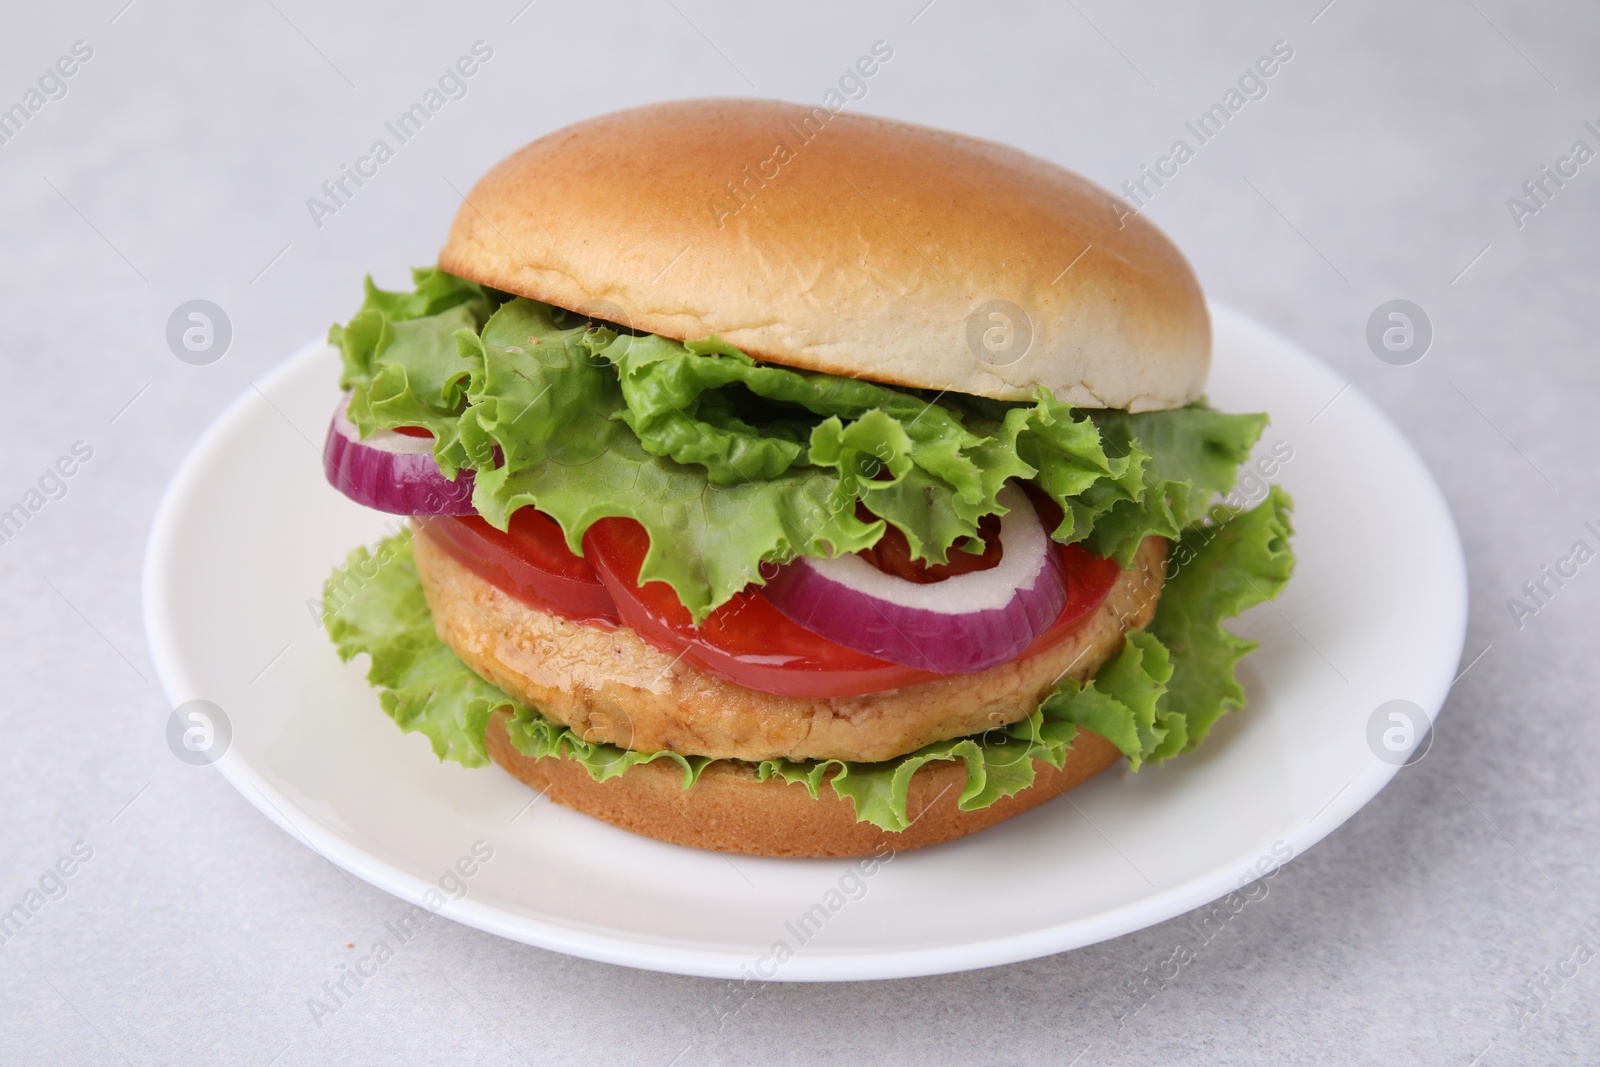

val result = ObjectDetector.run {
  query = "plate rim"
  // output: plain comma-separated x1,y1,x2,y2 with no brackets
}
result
141,302,1469,981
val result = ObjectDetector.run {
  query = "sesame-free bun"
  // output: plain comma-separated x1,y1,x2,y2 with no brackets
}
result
439,99,1210,411
485,709,1122,858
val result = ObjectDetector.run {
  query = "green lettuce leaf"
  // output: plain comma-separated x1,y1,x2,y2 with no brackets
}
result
1042,489,1296,766
506,700,1082,834
594,328,1115,566
1040,631,1172,771
504,706,717,786
331,270,1273,621
457,300,882,621
1151,484,1296,748
1080,406,1270,564
323,532,500,767
431,297,1151,620
755,705,1082,832
329,267,506,476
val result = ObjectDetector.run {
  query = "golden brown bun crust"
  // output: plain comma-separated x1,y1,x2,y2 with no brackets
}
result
415,527,1165,763
486,710,1121,858
438,99,1209,411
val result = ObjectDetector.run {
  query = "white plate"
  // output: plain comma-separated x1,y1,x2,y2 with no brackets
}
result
142,304,1467,981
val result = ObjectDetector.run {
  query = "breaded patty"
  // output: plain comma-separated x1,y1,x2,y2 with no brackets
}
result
414,527,1165,763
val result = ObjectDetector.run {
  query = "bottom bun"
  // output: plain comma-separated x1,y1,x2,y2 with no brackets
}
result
486,711,1121,857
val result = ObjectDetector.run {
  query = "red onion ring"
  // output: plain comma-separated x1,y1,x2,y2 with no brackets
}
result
760,484,1067,674
323,395,476,515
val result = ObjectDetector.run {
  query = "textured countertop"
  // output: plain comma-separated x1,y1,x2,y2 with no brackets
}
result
2,1,1597,1063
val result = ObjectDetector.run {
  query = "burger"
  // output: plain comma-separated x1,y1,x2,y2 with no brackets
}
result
319,99,1295,858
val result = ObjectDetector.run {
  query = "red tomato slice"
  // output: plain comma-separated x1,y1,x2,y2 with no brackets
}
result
581,517,1128,699
416,512,618,624
420,503,1130,698
1024,542,1123,657
581,517,941,698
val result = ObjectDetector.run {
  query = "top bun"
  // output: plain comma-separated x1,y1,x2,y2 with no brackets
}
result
439,99,1209,410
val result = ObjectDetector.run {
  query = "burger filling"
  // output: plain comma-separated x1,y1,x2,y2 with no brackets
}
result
322,268,1295,831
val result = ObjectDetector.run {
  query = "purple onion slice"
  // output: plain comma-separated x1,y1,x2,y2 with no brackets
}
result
761,484,1066,674
322,395,476,515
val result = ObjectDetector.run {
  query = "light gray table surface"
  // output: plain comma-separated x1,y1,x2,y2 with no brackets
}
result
3,1,1597,1063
